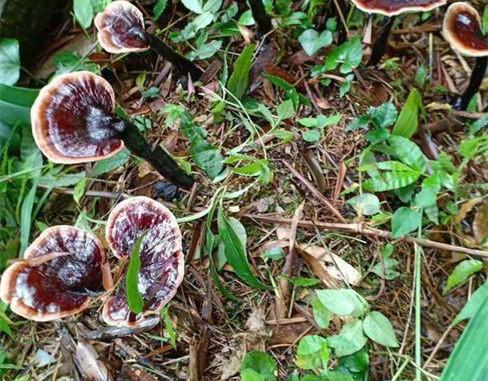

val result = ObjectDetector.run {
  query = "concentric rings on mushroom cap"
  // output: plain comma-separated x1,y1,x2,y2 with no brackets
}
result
103,196,184,327
443,2,488,58
351,0,446,17
95,0,150,54
0,226,111,322
31,71,124,164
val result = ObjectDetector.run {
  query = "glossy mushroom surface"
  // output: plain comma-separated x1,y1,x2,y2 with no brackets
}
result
351,0,446,16
103,197,184,327
443,2,488,57
31,71,124,164
94,0,149,53
0,226,111,321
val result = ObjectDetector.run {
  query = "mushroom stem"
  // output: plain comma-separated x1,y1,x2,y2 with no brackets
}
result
146,34,203,81
118,120,194,189
249,0,272,35
453,57,488,110
368,16,395,66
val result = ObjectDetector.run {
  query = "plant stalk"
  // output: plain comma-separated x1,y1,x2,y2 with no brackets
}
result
453,56,488,110
118,120,194,190
146,34,203,81
368,16,396,66
248,0,272,35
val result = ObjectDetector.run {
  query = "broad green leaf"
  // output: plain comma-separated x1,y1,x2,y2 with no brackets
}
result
262,246,285,261
153,0,168,20
347,193,380,216
302,129,322,142
92,149,130,176
311,297,332,329
315,289,367,317
334,348,370,381
241,351,277,381
362,311,398,347
440,298,488,381
324,36,363,74
181,0,204,14
239,10,255,26
363,170,420,192
125,233,146,314
392,89,422,138
227,44,255,100
0,39,21,85
73,0,94,29
187,40,222,60
379,135,426,173
391,207,421,238
217,209,268,290
328,320,367,357
443,260,484,295
368,102,398,129
241,369,265,381
296,335,329,370
299,29,333,56
452,282,488,325
277,99,295,120
53,51,98,76
190,141,223,179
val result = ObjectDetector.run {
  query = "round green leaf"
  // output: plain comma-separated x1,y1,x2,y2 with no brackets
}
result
0,39,20,85
241,351,277,381
296,335,329,370
363,311,399,348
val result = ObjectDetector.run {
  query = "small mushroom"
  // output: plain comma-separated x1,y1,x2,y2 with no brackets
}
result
351,0,447,66
0,226,111,321
248,0,272,35
443,2,488,110
102,196,184,327
95,0,202,81
31,71,194,189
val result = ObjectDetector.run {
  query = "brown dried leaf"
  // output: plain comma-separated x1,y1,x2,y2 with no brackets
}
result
473,203,488,243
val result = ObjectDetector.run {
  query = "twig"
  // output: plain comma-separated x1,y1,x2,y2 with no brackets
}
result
282,160,346,222
240,214,488,258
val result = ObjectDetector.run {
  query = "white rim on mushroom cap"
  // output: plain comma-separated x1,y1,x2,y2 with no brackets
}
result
31,71,125,164
351,0,446,17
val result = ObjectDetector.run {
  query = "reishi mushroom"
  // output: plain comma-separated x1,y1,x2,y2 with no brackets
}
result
31,71,194,189
443,2,488,110
0,226,111,321
102,196,184,327
94,0,202,81
350,0,447,66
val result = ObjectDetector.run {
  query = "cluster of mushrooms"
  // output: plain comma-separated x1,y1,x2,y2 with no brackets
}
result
0,197,184,328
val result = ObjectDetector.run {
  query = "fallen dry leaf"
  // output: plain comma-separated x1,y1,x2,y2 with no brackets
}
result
473,202,488,244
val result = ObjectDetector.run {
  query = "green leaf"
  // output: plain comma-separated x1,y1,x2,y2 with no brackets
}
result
302,129,322,142
53,51,98,76
153,0,168,20
187,40,222,60
262,246,285,261
239,10,255,26
277,99,295,120
298,29,333,56
296,335,330,370
161,305,177,348
311,297,332,329
443,260,484,295
190,141,223,179
73,0,94,29
181,0,204,14
452,282,488,325
241,351,277,381
391,207,421,238
440,298,488,381
227,44,255,100
92,149,130,176
315,289,367,317
0,39,21,85
241,369,265,381
217,209,268,290
20,181,38,254
483,5,488,36
347,193,380,216
392,89,422,138
324,36,363,74
125,233,146,314
368,102,398,129
328,320,367,357
362,311,398,347
73,177,87,205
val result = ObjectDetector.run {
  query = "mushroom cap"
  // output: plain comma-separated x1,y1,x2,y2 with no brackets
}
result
31,71,125,164
0,226,111,322
443,2,488,57
351,0,446,17
103,196,184,327
95,0,150,54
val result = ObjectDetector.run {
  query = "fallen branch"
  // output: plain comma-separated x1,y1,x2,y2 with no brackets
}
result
241,214,488,258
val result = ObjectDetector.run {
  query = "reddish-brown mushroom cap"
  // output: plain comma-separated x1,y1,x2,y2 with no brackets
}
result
102,196,184,327
351,0,446,16
0,226,112,322
31,71,124,164
95,0,150,54
443,2,488,57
